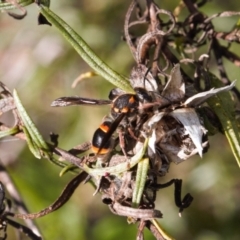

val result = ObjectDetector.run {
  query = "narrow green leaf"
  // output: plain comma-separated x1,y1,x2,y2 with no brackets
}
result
22,126,41,159
10,91,73,168
0,126,19,139
206,73,240,167
13,89,51,159
37,5,134,93
0,0,34,11
59,165,78,177
84,139,148,177
132,158,149,207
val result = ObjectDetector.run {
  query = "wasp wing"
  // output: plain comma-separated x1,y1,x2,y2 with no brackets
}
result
51,97,111,107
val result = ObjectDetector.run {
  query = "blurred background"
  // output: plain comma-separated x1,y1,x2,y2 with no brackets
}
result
0,0,240,239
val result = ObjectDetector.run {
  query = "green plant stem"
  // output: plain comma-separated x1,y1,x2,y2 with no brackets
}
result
132,158,149,207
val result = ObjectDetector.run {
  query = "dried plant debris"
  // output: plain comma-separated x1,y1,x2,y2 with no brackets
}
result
1,0,240,239
50,6,236,238
50,0,239,238
0,181,42,240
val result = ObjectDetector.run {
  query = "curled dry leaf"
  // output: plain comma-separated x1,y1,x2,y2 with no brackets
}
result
144,64,234,165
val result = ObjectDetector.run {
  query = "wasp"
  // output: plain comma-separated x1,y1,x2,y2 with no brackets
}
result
51,87,155,159
51,64,170,160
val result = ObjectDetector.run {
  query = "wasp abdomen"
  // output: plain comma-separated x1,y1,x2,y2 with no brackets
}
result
92,121,113,154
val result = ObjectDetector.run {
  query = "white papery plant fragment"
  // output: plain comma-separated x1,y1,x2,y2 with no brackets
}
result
162,64,185,102
147,112,166,154
145,64,236,163
184,80,236,107
130,64,159,91
169,108,207,157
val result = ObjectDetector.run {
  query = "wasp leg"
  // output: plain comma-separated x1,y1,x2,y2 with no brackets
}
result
117,126,129,160
127,127,139,141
